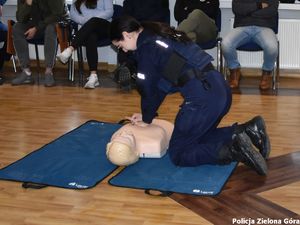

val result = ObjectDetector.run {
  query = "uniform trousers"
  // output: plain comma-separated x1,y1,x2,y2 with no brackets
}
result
168,70,234,166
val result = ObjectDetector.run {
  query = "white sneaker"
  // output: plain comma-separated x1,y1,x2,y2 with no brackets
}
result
84,74,99,89
56,47,73,64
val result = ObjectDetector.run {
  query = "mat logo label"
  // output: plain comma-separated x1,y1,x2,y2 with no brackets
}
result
192,189,214,195
68,182,88,189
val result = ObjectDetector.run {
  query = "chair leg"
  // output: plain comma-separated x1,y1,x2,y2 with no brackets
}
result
35,44,40,84
11,55,17,73
68,53,75,82
77,46,84,87
217,40,221,73
272,41,280,91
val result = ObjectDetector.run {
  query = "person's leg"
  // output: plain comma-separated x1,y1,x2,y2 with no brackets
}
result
222,26,252,88
0,29,10,84
0,30,7,73
43,23,57,87
11,22,34,85
168,72,233,166
12,22,31,70
82,18,110,89
84,33,100,89
253,27,278,90
177,9,218,44
254,27,278,72
168,71,267,175
57,17,110,64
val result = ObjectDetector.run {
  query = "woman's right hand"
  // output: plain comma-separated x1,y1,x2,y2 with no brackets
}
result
125,113,143,125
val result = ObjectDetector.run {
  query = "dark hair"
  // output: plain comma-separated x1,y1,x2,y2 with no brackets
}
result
110,15,191,43
75,0,97,14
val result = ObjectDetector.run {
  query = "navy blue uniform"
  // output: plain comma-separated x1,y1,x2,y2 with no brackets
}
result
135,30,235,166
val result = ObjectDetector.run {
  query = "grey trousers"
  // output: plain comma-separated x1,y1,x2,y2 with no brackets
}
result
177,9,218,45
12,22,57,69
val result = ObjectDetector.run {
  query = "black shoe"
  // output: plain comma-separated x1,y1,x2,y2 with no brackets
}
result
243,116,271,159
0,76,4,85
232,133,268,175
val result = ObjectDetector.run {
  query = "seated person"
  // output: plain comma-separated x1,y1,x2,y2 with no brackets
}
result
11,0,68,87
57,0,113,89
221,0,278,90
106,116,174,166
174,0,219,45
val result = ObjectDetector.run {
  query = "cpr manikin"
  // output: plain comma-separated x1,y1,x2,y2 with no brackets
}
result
106,115,174,166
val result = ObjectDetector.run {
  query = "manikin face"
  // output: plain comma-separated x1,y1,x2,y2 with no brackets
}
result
112,31,138,52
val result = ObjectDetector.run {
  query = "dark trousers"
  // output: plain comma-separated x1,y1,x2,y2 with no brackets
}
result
0,26,11,72
168,71,234,166
71,17,110,72
13,22,57,69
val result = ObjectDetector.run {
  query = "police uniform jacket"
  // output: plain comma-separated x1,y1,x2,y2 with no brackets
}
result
135,29,213,124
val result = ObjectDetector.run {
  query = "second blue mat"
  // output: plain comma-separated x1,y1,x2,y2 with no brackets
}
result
109,154,237,196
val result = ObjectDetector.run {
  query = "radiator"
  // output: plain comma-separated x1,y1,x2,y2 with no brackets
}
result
235,19,300,69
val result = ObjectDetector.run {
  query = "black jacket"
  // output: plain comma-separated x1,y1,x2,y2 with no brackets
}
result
123,0,170,24
233,0,279,31
174,0,219,24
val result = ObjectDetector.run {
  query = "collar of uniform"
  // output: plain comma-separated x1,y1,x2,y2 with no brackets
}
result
137,29,157,49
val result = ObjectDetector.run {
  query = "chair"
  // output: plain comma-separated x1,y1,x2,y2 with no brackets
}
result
226,14,279,90
75,4,123,86
197,8,222,73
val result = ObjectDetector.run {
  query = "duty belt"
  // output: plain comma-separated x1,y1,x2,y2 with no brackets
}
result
177,63,214,89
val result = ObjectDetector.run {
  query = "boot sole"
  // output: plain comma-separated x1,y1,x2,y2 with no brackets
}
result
237,134,268,176
248,116,271,159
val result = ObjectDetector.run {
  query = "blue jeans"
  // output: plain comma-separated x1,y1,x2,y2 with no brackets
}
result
222,26,278,71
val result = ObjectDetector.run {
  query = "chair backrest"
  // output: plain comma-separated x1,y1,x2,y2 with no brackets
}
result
112,4,123,20
215,8,222,33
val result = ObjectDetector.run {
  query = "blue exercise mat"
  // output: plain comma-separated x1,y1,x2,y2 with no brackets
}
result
0,120,121,189
109,154,237,196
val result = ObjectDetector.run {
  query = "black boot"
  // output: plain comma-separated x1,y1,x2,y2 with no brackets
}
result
235,116,270,159
218,133,268,175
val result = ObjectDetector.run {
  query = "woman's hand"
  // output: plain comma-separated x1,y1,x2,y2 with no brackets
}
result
125,113,143,125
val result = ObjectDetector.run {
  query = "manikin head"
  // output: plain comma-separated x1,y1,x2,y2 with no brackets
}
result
106,131,139,166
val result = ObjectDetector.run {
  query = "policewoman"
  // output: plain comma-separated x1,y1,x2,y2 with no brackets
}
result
110,16,270,175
